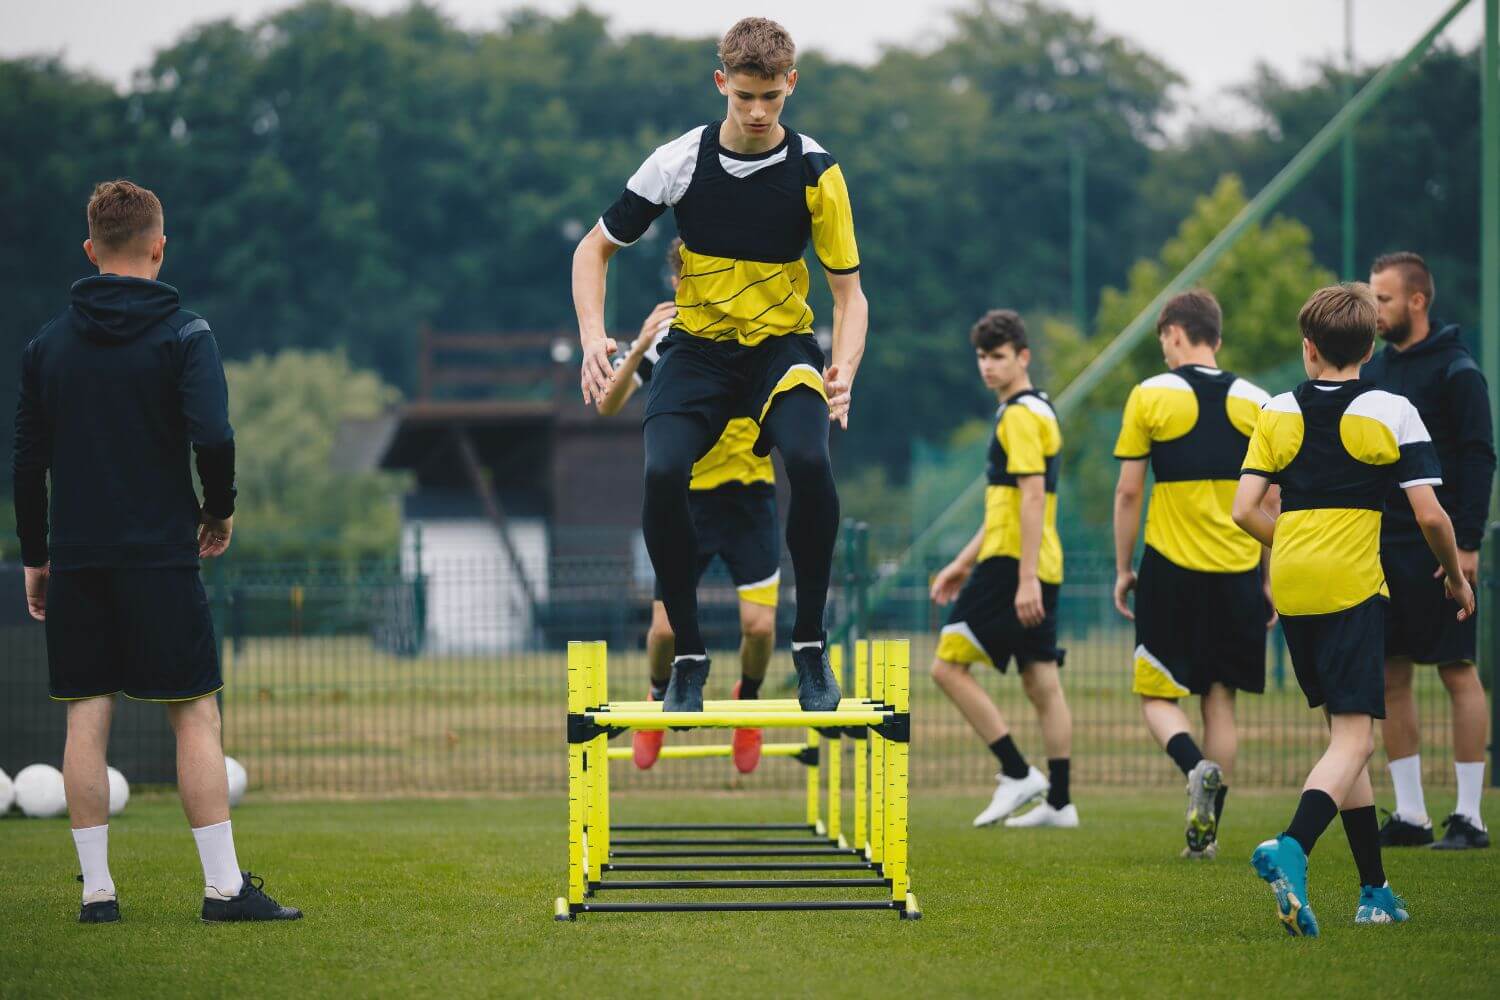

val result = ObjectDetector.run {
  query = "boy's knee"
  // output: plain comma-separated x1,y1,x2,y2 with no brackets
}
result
647,620,675,647
1384,659,1415,691
644,454,691,494
739,609,775,643
931,659,967,684
1438,661,1480,695
168,694,221,733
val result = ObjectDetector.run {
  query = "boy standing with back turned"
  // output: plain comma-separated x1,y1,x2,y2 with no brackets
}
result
1232,284,1473,937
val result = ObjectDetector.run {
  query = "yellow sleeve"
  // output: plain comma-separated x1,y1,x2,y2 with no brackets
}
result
999,406,1046,475
1113,386,1152,459
1241,409,1281,475
805,163,860,274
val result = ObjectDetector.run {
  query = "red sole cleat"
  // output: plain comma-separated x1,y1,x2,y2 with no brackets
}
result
633,687,665,769
731,680,763,774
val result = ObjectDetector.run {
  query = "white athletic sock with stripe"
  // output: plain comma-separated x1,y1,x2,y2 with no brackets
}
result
1388,754,1429,825
192,820,244,897
1455,761,1486,828
72,824,115,900
791,641,824,651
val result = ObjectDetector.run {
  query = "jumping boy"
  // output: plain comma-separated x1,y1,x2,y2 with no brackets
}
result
572,17,867,712
930,310,1076,829
1232,283,1473,936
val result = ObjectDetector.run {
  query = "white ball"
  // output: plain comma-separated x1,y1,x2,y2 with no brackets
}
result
0,768,14,815
14,763,67,818
225,756,247,807
107,766,130,816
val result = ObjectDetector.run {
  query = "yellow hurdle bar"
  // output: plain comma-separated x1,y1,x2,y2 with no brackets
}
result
590,642,610,884
870,639,886,868
825,645,844,844
852,640,869,857
587,710,889,729
605,743,810,762
805,729,821,830
602,699,878,711
880,640,911,903
563,642,590,911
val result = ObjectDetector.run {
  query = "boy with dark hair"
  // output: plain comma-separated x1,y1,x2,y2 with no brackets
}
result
572,17,867,712
13,179,299,924
1362,251,1493,850
930,310,1076,829
598,238,775,772
1233,283,1473,936
1113,289,1274,859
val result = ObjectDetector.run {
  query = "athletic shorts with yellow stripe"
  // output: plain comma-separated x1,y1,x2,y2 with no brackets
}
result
1114,365,1270,697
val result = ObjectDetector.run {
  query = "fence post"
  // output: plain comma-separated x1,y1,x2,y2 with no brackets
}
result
411,524,427,656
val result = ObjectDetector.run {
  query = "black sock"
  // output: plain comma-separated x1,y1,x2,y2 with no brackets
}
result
738,675,762,699
1284,789,1339,857
1340,805,1386,888
1165,732,1204,776
1214,785,1228,823
988,735,1029,780
650,677,670,700
1046,758,1070,809
761,392,839,644
642,415,715,656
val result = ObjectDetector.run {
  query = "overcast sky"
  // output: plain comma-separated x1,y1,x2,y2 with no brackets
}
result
3,1,1483,128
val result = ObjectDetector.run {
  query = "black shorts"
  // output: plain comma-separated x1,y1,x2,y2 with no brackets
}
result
1132,545,1267,698
935,557,1064,673
46,567,222,702
653,483,781,607
1280,596,1386,717
1382,536,1477,665
643,330,827,453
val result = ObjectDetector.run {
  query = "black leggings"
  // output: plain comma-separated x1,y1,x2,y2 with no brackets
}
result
643,389,839,656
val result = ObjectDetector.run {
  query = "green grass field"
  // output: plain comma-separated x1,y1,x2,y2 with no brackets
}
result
2,789,1495,997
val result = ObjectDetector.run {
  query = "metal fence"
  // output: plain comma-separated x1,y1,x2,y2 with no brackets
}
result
0,525,1475,798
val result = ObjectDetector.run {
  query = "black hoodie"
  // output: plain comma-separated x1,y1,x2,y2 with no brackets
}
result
1361,322,1495,550
12,275,236,569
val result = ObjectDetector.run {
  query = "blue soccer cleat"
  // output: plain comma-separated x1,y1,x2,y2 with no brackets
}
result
1355,884,1410,925
1250,835,1319,937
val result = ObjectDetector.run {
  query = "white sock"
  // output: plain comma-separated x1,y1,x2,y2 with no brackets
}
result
1388,754,1429,824
71,824,115,900
791,640,824,651
672,654,706,665
192,820,244,897
1455,761,1486,828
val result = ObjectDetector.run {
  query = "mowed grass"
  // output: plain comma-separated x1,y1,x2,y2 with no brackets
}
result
1,789,1495,998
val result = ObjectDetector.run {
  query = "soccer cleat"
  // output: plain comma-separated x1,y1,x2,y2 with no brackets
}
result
201,872,303,922
1003,801,1079,828
1185,759,1223,853
1431,813,1490,851
730,680,763,774
1250,835,1319,937
1378,810,1434,847
631,686,666,769
791,644,841,712
1355,884,1410,924
973,766,1049,827
663,657,710,713
1180,841,1219,860
76,876,119,924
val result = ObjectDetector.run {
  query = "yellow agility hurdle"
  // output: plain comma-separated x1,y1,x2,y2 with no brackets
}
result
555,639,918,920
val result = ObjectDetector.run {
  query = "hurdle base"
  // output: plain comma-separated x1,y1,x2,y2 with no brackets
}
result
900,892,922,920
568,900,907,914
553,897,574,922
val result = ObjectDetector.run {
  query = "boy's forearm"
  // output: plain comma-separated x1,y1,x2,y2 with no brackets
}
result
572,234,612,347
1113,490,1142,574
1419,511,1466,582
949,525,985,570
829,286,868,381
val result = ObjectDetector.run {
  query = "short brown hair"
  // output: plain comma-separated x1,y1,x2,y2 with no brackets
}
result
1157,289,1222,347
87,180,163,253
1299,283,1376,369
969,309,1028,353
1371,251,1435,307
718,17,796,78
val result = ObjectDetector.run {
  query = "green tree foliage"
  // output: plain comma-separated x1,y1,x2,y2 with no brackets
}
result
224,350,408,560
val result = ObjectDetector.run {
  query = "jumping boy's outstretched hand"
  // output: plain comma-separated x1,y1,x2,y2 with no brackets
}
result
580,337,617,406
824,364,851,428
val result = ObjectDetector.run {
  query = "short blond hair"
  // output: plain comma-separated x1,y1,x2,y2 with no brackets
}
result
718,17,796,78
1299,283,1376,368
87,179,163,253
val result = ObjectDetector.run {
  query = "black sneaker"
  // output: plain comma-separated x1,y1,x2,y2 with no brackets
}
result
1431,813,1490,851
791,643,841,711
663,656,710,713
76,875,119,924
1378,810,1435,847
201,872,303,922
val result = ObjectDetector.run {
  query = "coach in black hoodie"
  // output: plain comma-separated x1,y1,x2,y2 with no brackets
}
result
12,180,299,923
1361,251,1494,851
